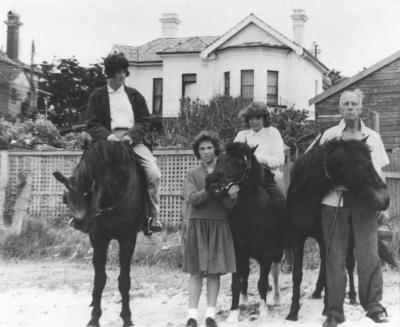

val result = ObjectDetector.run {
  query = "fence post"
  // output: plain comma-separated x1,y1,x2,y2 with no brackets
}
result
0,150,9,231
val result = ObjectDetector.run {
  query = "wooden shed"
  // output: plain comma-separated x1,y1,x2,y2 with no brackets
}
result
309,50,400,150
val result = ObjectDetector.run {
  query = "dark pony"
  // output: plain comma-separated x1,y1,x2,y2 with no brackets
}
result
54,140,145,327
286,138,391,321
206,142,288,322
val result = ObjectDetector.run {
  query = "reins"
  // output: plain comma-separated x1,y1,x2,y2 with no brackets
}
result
224,154,252,192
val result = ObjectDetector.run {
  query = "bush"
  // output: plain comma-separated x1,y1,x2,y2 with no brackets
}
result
156,95,315,154
0,115,91,150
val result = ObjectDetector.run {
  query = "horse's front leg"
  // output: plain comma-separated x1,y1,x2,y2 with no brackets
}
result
286,235,305,321
118,234,137,327
240,257,250,307
271,260,281,305
312,238,326,299
258,258,272,319
88,232,111,327
227,272,242,323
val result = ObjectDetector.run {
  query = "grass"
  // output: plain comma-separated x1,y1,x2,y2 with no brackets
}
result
1,216,398,271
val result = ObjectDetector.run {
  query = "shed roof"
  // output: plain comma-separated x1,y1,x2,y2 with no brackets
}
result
309,49,400,105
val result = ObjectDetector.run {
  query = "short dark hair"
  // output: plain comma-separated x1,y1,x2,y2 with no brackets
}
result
192,131,222,159
104,53,130,78
238,101,271,127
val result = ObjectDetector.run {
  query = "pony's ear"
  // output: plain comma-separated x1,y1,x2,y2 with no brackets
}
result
361,136,369,143
250,144,259,154
53,171,69,188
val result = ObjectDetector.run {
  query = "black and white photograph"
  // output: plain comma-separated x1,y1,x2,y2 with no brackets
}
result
0,0,399,326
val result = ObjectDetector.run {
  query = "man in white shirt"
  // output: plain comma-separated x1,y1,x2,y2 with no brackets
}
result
320,90,389,327
87,53,162,235
234,101,285,200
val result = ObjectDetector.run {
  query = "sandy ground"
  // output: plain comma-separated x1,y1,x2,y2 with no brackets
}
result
0,261,399,327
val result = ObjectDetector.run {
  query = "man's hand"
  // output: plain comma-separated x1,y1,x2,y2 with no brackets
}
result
227,184,240,200
121,134,133,145
107,134,120,142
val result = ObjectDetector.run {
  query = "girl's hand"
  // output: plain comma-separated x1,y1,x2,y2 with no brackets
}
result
227,184,240,200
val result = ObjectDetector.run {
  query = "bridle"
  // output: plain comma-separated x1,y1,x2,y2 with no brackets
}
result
218,153,253,193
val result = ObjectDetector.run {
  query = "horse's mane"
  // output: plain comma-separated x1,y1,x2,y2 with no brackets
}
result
290,138,371,196
72,141,136,203
225,142,263,189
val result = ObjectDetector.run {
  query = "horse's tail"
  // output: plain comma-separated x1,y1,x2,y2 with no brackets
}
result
378,239,397,267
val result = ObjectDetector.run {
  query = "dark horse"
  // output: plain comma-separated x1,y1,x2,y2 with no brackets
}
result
206,142,288,322
286,138,390,321
54,140,145,327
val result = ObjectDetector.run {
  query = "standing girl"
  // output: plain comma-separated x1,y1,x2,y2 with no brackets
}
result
183,131,239,327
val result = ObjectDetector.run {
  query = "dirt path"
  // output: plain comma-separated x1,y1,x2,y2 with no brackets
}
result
0,261,399,327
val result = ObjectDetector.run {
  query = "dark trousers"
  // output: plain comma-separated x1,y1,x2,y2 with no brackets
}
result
321,193,384,322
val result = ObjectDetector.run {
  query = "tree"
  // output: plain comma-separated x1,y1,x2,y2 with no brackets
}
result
37,57,106,127
326,69,347,86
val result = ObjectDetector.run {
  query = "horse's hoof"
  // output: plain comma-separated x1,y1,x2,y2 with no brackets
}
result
240,294,249,306
87,319,100,327
349,298,358,305
285,313,298,321
273,294,281,306
259,301,269,318
226,310,240,323
311,291,322,299
122,318,134,327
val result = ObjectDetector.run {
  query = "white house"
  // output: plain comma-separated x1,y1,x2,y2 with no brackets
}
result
112,10,329,117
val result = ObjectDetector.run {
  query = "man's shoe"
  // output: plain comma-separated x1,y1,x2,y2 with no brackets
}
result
205,317,218,327
323,315,340,327
148,217,163,233
368,311,389,323
185,318,197,327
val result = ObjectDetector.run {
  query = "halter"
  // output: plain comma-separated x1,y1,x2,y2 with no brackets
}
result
223,154,252,192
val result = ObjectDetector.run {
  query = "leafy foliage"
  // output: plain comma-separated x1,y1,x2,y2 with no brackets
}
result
38,57,106,127
0,115,92,150
326,69,347,86
157,95,315,154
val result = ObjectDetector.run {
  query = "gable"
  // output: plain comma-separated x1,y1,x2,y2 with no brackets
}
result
219,22,285,49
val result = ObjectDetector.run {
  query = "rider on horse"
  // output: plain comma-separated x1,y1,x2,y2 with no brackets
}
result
234,101,285,201
86,52,162,235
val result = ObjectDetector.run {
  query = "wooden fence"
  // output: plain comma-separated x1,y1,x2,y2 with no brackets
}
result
0,146,398,228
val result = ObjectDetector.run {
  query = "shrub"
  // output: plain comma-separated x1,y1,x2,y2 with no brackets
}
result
156,95,315,154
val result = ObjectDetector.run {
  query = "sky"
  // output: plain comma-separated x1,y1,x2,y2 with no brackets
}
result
0,0,399,76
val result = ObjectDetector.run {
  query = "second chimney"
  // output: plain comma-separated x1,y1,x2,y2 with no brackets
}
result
159,13,180,38
4,10,23,61
291,9,308,47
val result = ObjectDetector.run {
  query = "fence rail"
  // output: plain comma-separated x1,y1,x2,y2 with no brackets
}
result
0,146,399,227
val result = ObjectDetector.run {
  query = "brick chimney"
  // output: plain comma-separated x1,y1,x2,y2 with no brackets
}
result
291,9,308,47
159,13,180,38
4,10,23,61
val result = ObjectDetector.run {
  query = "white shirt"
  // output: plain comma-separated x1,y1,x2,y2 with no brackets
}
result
320,119,389,206
108,85,134,131
234,126,285,169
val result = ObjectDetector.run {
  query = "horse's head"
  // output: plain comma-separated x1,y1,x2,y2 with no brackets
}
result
324,139,389,210
53,141,136,231
53,171,100,229
206,142,260,196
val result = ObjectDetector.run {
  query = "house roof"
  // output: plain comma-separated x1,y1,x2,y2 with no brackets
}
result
0,50,41,75
309,49,400,105
113,36,219,62
114,13,328,72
